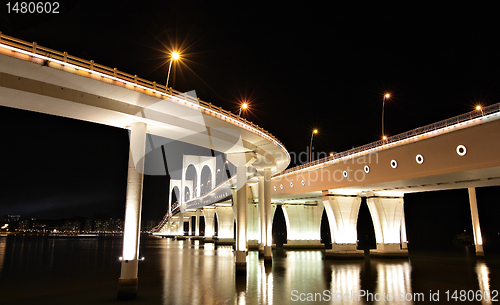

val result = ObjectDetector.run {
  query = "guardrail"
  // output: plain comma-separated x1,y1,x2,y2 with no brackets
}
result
277,102,500,177
0,32,288,160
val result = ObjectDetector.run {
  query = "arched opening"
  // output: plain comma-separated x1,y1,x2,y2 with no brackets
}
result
171,186,180,210
357,197,376,250
185,164,197,200
184,186,191,201
272,205,287,246
200,165,213,196
320,209,332,248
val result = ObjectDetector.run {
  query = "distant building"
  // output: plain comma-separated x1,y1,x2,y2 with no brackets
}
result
84,219,93,233
32,221,48,232
144,220,158,232
63,220,81,233
4,215,20,222
18,219,30,231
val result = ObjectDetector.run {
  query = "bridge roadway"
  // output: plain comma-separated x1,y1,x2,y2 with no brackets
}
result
0,33,288,300
156,102,500,260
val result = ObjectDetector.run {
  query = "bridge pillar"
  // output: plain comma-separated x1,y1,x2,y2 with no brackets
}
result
215,206,235,244
178,213,184,236
323,195,364,259
263,168,273,262
282,201,324,249
117,122,146,300
188,216,192,236
235,165,248,273
203,207,216,242
468,187,484,257
258,177,265,255
247,200,259,249
401,208,408,249
367,197,408,258
195,209,200,236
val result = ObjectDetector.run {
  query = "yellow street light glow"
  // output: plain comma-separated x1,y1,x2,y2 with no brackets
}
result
172,52,180,60
476,105,482,111
313,129,318,134
382,135,387,140
242,103,248,109
385,93,391,98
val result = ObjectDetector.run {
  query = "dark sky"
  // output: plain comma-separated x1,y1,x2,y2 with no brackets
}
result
0,1,499,247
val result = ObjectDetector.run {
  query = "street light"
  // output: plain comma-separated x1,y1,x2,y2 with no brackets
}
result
166,51,180,88
310,129,318,163
382,93,390,140
476,105,484,116
238,102,248,117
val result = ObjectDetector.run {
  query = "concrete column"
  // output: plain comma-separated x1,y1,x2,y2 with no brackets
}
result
282,202,324,248
235,165,248,273
263,168,272,262
323,195,363,258
258,177,265,255
118,122,146,300
468,187,484,257
367,197,408,258
178,213,184,236
203,207,216,242
195,209,200,236
401,207,408,249
188,216,192,236
215,206,235,244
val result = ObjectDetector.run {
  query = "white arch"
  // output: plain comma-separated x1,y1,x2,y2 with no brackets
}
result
182,155,217,200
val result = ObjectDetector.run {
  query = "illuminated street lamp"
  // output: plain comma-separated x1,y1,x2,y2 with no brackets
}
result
310,129,318,163
238,102,248,117
476,105,484,116
166,51,180,88
382,93,390,140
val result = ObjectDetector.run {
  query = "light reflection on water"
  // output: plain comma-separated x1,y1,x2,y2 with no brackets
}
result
0,236,498,304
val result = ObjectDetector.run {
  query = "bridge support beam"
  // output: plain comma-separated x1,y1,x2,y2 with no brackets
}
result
188,216,192,236
367,197,408,258
258,177,265,255
178,213,184,236
282,202,324,249
195,209,200,237
323,195,364,259
117,122,146,300
263,168,273,262
203,207,216,242
468,187,484,257
235,165,248,273
215,206,235,244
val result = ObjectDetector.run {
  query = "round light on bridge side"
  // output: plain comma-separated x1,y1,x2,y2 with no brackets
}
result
364,165,370,173
416,154,424,164
343,170,348,178
274,186,277,191
390,159,398,169
301,180,305,186
280,184,283,190
456,145,467,156
290,182,294,188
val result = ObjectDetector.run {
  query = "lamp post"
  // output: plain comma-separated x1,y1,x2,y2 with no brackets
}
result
310,129,318,163
382,93,390,140
166,52,180,88
238,103,248,117
476,105,484,116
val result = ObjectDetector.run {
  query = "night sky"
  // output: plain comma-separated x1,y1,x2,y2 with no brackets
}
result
1,2,499,249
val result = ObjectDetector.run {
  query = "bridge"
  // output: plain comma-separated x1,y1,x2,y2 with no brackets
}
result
1,33,499,300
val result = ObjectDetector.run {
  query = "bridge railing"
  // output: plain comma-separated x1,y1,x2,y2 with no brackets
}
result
0,32,287,160
277,102,500,177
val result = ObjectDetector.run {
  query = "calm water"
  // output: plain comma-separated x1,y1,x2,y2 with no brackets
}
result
0,236,499,304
